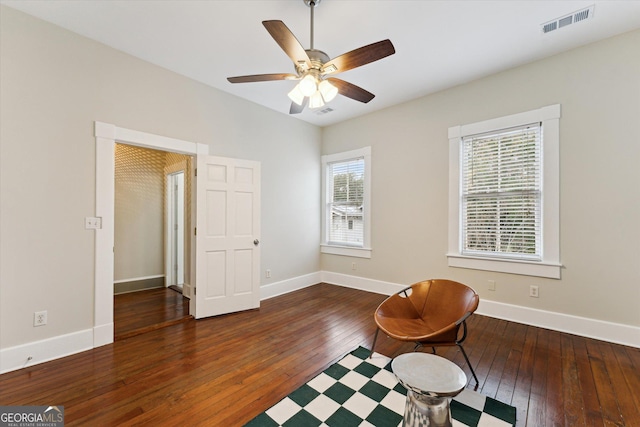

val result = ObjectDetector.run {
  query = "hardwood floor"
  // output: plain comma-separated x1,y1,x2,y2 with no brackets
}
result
114,287,191,340
1,283,638,426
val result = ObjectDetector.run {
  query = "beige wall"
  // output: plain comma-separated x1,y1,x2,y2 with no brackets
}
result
322,29,640,327
114,144,166,282
114,144,193,285
0,6,321,349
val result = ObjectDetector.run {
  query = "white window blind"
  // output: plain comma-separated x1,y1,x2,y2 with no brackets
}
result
328,158,364,246
461,123,541,260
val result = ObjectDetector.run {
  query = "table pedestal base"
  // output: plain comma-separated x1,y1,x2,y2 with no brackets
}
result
403,390,452,427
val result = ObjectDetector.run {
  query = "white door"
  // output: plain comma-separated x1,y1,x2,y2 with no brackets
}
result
195,155,260,319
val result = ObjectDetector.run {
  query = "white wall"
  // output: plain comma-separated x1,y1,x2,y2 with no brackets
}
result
322,29,640,329
0,6,321,355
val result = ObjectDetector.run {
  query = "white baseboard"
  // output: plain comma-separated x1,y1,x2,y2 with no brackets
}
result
113,274,165,284
0,329,93,374
320,271,404,295
476,299,640,348
260,272,322,300
323,271,640,349
93,322,114,348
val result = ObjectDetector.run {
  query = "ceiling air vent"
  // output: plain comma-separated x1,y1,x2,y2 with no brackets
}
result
542,5,594,34
315,107,334,115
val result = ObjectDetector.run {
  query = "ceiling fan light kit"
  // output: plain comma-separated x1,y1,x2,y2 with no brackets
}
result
287,85,305,105
288,74,338,108
309,91,325,109
227,0,395,114
298,74,318,97
319,80,338,102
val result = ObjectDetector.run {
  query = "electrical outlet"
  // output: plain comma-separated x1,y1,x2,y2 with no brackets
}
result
529,285,539,298
351,262,357,270
488,280,496,291
265,269,271,278
34,311,47,326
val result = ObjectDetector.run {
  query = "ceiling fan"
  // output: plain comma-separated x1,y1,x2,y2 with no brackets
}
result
227,0,395,114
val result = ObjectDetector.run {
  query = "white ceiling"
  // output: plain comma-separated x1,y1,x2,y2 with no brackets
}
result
3,0,640,127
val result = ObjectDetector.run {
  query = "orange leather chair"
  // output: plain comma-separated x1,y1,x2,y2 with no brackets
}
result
371,279,480,385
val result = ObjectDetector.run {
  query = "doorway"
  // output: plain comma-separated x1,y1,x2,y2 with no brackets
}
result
94,121,261,348
112,144,192,339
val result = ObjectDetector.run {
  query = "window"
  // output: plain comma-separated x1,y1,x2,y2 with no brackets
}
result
448,105,561,278
321,147,371,258
462,124,541,259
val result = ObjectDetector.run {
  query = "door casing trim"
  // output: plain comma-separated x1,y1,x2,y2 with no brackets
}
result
93,121,208,347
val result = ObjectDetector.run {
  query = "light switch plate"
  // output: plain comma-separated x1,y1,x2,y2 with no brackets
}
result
85,217,102,229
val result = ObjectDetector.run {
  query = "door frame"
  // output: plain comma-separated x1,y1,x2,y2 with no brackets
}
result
165,167,186,292
93,121,208,347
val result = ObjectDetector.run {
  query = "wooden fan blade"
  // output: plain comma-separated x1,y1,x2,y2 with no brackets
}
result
227,73,298,83
322,40,395,75
289,97,308,114
327,78,375,103
263,20,311,69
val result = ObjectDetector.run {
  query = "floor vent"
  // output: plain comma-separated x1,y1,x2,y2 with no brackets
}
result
542,5,594,34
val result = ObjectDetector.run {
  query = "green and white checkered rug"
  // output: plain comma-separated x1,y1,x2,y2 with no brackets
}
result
246,346,516,427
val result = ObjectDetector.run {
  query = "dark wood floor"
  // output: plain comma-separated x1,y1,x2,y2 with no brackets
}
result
114,287,191,340
1,283,638,426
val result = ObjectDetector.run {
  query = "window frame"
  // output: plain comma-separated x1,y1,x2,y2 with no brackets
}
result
321,147,372,258
447,105,561,278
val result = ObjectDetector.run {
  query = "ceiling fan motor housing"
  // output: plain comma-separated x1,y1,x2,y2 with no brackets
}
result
297,49,330,75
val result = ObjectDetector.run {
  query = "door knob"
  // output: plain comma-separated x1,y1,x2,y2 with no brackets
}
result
254,239,260,246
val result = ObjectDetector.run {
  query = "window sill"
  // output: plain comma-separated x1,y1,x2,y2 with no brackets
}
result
447,254,561,279
321,245,372,259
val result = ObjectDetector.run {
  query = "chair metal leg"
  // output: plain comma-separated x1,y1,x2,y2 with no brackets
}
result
457,343,479,386
369,328,380,358
413,343,436,354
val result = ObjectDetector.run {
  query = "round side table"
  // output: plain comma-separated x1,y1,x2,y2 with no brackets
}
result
392,352,467,427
